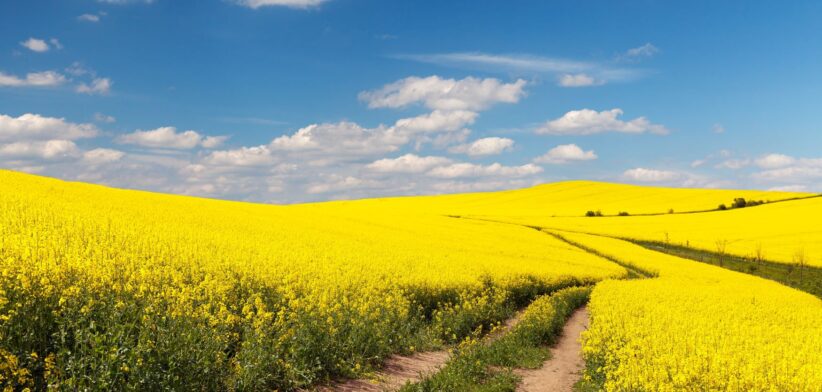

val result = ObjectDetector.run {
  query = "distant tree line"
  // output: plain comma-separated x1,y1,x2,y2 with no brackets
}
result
718,197,767,211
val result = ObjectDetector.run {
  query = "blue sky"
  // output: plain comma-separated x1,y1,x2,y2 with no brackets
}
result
2,0,821,202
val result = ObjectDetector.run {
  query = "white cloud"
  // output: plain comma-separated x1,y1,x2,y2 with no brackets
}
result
360,76,527,111
756,153,796,169
78,14,102,22
49,39,63,50
430,129,471,149
203,145,274,166
392,110,477,134
0,140,79,160
558,73,600,87
715,159,751,170
431,179,533,194
533,144,597,164
622,167,680,182
76,78,112,95
271,122,405,156
396,52,646,84
768,185,809,192
428,162,542,179
0,71,67,87
83,148,125,164
118,127,226,149
367,154,452,173
20,38,50,52
752,155,822,183
755,166,822,182
621,43,659,60
0,113,98,142
449,137,514,156
306,176,377,195
94,113,116,123
537,108,669,135
202,135,229,149
712,123,725,133
233,0,328,9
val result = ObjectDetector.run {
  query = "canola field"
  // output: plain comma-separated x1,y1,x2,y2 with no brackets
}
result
0,170,623,390
556,232,822,391
1,169,820,391
479,197,822,267
312,180,809,218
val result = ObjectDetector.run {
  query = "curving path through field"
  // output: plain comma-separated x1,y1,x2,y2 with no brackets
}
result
315,350,451,392
515,307,589,392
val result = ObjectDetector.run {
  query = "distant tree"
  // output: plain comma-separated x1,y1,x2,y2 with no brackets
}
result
596,210,603,217
585,211,596,217
618,211,630,216
715,239,728,267
732,198,748,209
754,242,765,265
793,248,807,284
718,204,728,210
668,208,675,214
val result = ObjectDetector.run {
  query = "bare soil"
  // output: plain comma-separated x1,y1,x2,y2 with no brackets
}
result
515,307,589,392
312,351,450,392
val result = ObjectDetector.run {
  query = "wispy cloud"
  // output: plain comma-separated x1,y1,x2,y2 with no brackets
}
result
618,43,660,62
394,52,648,86
233,0,329,9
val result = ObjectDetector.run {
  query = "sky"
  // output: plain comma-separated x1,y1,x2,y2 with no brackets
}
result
2,0,822,203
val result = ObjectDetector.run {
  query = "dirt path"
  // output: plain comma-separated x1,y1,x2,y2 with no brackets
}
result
315,311,525,391
515,307,589,392
313,350,451,392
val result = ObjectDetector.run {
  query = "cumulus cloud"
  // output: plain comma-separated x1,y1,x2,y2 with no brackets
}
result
533,144,597,164
428,162,542,179
0,71,67,87
367,154,451,173
76,77,112,95
537,108,669,135
752,154,822,183
558,73,600,87
0,113,98,142
20,38,50,52
360,76,527,111
83,148,125,164
0,140,79,160
622,167,680,182
393,110,477,134
449,137,514,156
203,145,274,166
271,122,406,156
118,127,226,149
233,0,328,9
205,146,274,166
755,153,796,169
